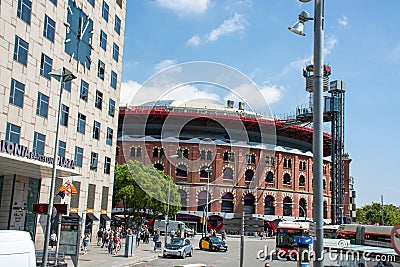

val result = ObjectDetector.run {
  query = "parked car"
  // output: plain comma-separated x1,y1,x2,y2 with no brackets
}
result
199,236,228,252
163,238,193,258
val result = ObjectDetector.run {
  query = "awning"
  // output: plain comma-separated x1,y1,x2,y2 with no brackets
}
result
100,214,111,221
86,213,99,221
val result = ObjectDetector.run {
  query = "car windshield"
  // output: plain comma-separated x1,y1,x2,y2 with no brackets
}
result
169,238,184,245
209,237,223,243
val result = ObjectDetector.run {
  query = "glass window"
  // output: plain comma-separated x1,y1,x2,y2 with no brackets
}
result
87,0,95,7
106,127,113,145
13,35,29,66
80,80,89,101
9,79,25,108
17,0,32,24
116,0,122,8
40,53,53,79
108,98,115,117
110,70,117,89
112,43,119,62
98,60,105,79
95,90,103,110
102,1,109,22
100,30,107,50
58,140,66,158
36,92,49,118
60,104,69,126
33,132,45,155
63,80,71,92
6,123,21,144
77,113,86,134
90,152,98,171
49,0,57,5
43,15,56,42
93,121,100,140
74,146,83,167
114,15,121,35
104,156,111,174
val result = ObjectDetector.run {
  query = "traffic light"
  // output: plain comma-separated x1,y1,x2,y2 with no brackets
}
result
33,203,49,214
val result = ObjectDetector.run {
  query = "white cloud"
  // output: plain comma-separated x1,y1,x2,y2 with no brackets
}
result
338,16,348,26
187,13,247,46
324,35,338,55
155,0,210,14
207,13,247,42
187,35,200,46
165,84,220,102
155,59,177,72
120,80,142,104
224,82,283,114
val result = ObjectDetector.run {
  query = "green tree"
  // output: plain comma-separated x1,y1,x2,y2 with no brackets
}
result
113,161,181,222
356,202,400,226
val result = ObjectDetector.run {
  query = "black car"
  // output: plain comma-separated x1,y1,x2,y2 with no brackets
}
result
199,236,228,252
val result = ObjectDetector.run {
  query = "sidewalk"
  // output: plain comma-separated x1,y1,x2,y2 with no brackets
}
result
64,239,161,267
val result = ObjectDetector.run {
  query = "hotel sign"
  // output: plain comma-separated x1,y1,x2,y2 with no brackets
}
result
0,140,75,169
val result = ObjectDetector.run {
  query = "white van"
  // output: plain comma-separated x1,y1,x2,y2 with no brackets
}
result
0,230,36,267
154,220,186,235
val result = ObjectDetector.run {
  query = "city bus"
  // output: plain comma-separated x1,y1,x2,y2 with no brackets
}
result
323,225,339,238
336,224,393,248
275,221,310,258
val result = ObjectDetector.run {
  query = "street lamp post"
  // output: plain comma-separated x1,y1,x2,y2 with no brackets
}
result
204,167,212,236
42,68,76,267
288,1,325,266
202,198,219,237
165,154,178,246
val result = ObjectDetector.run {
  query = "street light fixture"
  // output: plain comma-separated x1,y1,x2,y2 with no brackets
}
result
202,198,220,237
288,11,313,36
42,68,76,267
288,1,325,266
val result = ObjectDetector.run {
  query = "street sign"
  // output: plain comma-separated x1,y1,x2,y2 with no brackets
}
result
391,224,400,256
54,204,68,215
309,222,316,236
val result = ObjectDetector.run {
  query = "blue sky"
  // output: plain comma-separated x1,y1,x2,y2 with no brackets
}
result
120,0,400,207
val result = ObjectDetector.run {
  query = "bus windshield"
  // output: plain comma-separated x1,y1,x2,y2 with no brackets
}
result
276,228,308,248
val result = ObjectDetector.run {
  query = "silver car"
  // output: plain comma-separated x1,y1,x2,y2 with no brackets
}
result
163,238,193,258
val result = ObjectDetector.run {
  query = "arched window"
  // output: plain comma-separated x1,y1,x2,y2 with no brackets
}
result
245,169,254,183
136,147,141,157
206,150,213,160
153,147,158,158
154,163,163,171
299,198,307,219
223,167,233,180
323,201,328,219
283,173,291,185
221,192,234,213
243,194,255,214
265,171,274,184
200,166,212,179
283,197,292,216
200,150,206,160
264,195,275,215
130,147,135,157
299,175,306,187
198,191,211,212
178,189,187,211
176,164,187,177
323,179,327,190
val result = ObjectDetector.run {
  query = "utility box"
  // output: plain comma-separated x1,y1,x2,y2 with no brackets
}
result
59,216,81,267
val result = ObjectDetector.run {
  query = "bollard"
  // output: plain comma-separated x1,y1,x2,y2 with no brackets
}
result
124,234,135,257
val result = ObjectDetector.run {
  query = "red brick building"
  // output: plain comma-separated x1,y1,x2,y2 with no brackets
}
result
116,101,355,231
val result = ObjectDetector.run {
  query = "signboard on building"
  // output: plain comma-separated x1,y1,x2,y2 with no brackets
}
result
0,140,75,169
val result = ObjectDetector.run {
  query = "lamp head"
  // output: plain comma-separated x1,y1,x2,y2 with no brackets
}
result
298,0,311,2
288,20,305,36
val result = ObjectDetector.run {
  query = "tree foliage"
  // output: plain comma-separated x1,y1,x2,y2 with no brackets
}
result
113,161,181,222
356,202,400,226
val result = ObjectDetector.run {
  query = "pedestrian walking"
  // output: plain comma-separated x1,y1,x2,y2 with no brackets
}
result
153,229,159,252
50,230,57,249
113,233,121,255
108,233,114,254
97,228,103,246
82,234,90,254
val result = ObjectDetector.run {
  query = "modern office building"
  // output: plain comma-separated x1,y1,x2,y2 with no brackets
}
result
0,0,126,248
